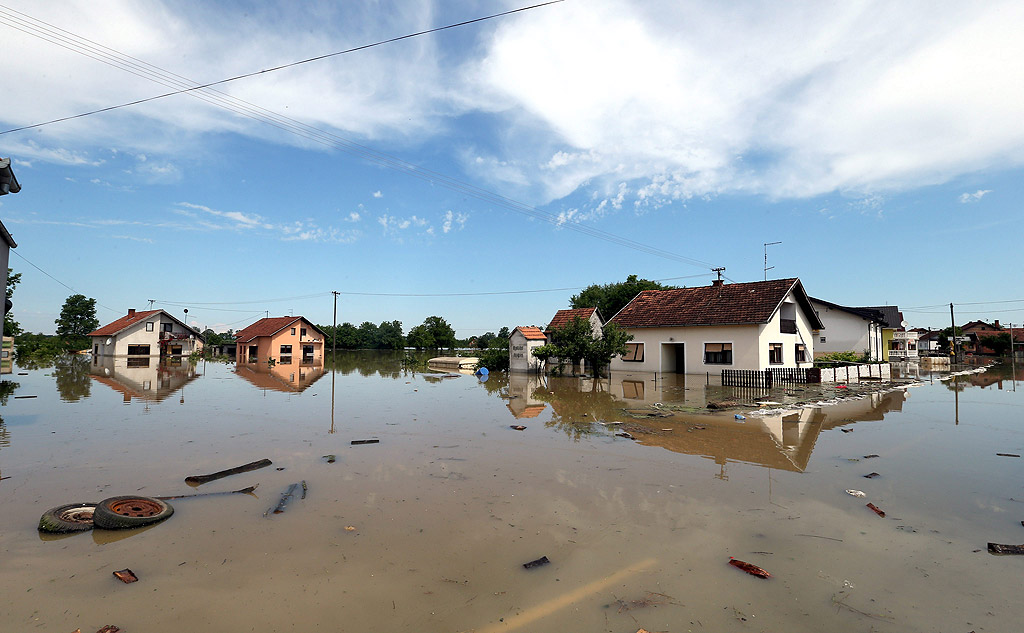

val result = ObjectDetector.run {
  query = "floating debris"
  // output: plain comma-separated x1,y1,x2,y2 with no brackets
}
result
323,455,336,463
996,453,1021,458
728,557,771,578
864,472,880,479
988,542,1024,555
522,555,550,569
846,489,866,498
863,454,880,459
509,425,526,431
866,503,886,518
351,439,380,445
616,432,635,440
185,458,272,486
112,569,138,584
265,482,301,517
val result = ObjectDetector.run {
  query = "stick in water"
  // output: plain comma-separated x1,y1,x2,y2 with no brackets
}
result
185,459,273,486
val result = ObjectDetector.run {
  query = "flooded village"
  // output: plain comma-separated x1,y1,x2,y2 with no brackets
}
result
2,2,1024,632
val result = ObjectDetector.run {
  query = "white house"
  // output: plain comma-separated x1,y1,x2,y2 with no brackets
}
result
808,297,884,361
508,326,547,373
607,278,823,374
544,307,603,373
89,309,204,358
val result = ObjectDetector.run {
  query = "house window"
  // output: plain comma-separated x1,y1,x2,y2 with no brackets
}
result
146,322,154,332
820,336,826,343
621,343,644,362
704,342,732,365
291,327,296,335
769,343,783,364
127,344,150,355
280,356,292,365
794,343,807,363
280,345,292,355
300,328,307,337
162,323,173,332
248,345,259,362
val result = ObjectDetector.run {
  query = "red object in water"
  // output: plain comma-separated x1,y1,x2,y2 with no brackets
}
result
866,502,886,517
837,385,848,389
728,557,771,578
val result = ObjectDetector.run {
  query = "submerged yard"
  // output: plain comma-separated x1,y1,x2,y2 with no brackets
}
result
0,353,1022,632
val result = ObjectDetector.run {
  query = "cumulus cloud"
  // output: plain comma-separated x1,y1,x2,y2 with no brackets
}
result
959,189,991,203
441,209,467,233
372,190,383,198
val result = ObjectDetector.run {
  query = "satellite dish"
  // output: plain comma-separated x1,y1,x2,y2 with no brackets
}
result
106,338,112,345
900,320,909,328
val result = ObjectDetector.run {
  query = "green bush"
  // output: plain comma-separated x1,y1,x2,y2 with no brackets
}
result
476,340,510,372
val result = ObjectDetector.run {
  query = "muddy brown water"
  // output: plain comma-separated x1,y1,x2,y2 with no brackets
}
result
1,353,1022,632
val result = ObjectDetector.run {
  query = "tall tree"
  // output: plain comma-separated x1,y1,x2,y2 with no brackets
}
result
406,324,433,350
422,315,456,349
55,294,99,350
377,320,405,350
570,274,676,320
4,268,21,337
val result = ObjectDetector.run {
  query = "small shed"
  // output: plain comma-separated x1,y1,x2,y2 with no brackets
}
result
509,326,547,373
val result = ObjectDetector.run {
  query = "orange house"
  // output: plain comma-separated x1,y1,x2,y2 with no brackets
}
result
234,316,326,367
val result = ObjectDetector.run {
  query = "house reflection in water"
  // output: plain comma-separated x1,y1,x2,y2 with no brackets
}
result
511,371,909,473
89,355,201,403
506,372,548,419
234,358,326,393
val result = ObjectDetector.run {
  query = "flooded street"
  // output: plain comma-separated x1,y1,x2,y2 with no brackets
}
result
1,353,1023,632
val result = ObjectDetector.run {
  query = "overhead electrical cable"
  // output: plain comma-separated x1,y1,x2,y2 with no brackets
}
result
10,250,120,314
0,2,716,269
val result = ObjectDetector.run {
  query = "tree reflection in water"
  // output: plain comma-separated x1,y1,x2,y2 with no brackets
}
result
53,354,92,402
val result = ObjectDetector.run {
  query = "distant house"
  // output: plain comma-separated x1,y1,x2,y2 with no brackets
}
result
913,328,943,355
607,278,823,374
961,320,1005,355
545,307,603,374
855,306,916,360
89,309,204,358
508,326,547,373
809,298,884,360
234,316,326,366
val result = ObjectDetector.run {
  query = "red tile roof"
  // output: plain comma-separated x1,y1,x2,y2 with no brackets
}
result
88,309,162,337
546,307,599,331
234,317,325,343
513,326,547,341
610,278,823,329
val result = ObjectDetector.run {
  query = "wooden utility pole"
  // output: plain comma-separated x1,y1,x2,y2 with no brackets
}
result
950,303,957,363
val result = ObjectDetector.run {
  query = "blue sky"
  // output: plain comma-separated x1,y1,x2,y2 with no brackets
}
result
1,0,1023,337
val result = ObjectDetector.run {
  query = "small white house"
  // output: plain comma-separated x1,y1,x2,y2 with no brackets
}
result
544,307,603,373
509,326,547,373
608,278,823,374
809,297,884,361
89,309,204,358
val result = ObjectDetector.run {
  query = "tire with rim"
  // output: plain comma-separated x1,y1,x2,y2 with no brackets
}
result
93,496,174,530
38,502,98,533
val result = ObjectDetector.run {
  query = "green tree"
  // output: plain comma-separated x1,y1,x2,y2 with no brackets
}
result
476,338,511,371
406,324,433,350
979,333,1012,356
422,316,456,349
55,294,99,351
570,274,676,320
497,326,511,340
377,320,405,350
357,321,380,349
4,268,22,337
533,316,632,378
583,322,632,377
476,332,496,349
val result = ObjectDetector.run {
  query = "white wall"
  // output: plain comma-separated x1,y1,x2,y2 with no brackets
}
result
810,300,879,359
509,332,545,372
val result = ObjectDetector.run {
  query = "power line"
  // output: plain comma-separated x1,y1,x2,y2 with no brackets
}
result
10,249,120,314
0,1,564,135
0,2,717,269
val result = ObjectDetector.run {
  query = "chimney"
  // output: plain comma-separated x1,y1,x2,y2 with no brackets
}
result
128,309,136,317
711,279,723,287
994,320,1000,328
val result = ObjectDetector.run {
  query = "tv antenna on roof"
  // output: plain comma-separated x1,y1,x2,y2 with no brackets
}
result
764,241,782,280
147,299,155,309
712,267,725,282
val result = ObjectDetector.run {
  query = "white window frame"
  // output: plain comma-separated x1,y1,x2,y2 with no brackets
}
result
703,341,733,365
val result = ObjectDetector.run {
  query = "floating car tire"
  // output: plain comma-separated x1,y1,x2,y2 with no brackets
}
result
93,496,174,530
38,502,99,533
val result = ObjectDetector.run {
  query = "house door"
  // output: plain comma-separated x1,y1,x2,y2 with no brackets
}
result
660,343,685,374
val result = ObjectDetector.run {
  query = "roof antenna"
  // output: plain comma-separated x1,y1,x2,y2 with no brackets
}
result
712,267,725,282
147,299,155,309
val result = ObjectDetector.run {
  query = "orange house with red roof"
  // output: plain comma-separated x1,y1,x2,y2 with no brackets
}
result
89,309,203,358
234,316,326,367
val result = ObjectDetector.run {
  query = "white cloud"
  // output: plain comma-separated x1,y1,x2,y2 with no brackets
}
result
177,202,271,229
441,209,467,233
347,211,361,222
959,189,991,203
372,190,383,198
112,235,154,243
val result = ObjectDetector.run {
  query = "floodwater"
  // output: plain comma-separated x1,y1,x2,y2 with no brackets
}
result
1,352,1022,632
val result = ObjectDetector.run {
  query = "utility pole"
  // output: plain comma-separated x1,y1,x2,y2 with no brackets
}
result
764,241,781,280
712,267,725,282
1010,322,1017,390
950,303,957,363
332,291,340,354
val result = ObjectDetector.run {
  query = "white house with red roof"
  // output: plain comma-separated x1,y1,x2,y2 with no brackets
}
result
234,316,326,366
508,326,547,373
607,278,823,374
88,309,203,358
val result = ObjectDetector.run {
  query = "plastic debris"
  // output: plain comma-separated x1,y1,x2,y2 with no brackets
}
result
185,458,272,486
351,439,379,445
112,569,138,584
845,489,866,497
323,455,336,463
866,502,886,517
734,414,746,420
728,557,771,578
523,555,550,569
